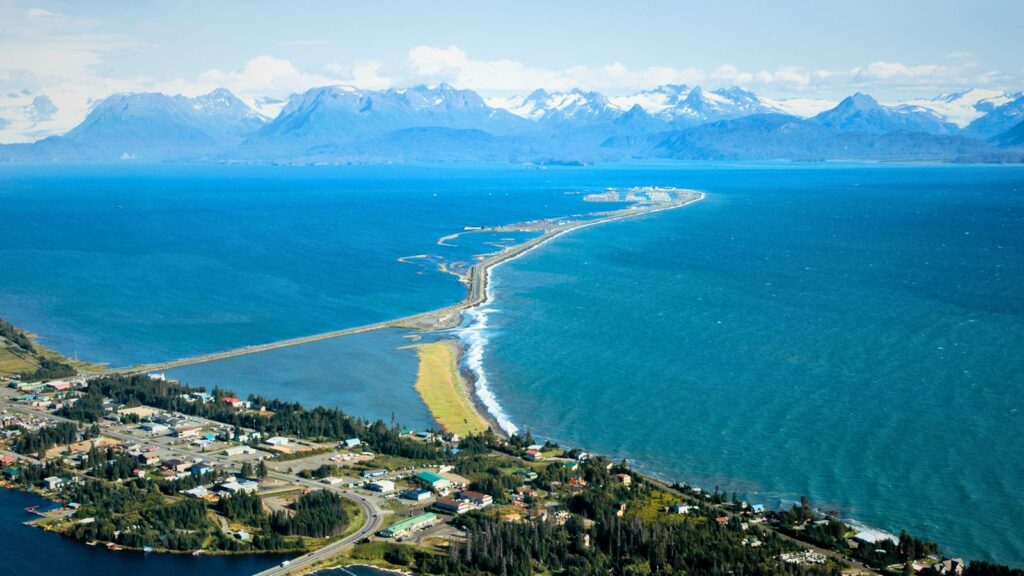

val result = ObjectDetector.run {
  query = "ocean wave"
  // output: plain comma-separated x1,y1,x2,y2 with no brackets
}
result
458,290,519,435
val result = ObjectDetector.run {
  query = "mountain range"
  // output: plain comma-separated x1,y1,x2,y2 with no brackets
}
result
2,83,1023,164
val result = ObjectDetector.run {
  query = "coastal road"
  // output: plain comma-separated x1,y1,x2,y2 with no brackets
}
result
0,400,386,574
110,191,704,376
251,473,385,576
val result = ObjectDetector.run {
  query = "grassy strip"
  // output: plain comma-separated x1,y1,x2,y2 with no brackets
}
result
405,340,489,437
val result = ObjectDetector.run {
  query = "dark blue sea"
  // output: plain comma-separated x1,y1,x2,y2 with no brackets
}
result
2,162,1022,567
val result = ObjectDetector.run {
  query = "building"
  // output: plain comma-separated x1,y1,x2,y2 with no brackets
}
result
400,489,432,502
223,396,244,409
415,470,451,491
43,476,64,490
368,480,395,493
191,464,214,477
182,486,209,499
264,436,290,446
361,468,388,479
162,459,191,473
219,479,259,494
174,424,202,438
670,503,694,514
343,438,361,448
524,449,542,461
380,512,436,538
221,445,255,457
434,498,471,514
613,473,632,486
458,490,493,506
751,504,765,514
139,422,170,435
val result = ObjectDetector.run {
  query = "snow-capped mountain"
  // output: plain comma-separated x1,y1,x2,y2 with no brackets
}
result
904,89,1020,128
489,88,622,124
963,95,1024,139
813,93,957,135
260,84,524,135
2,83,1020,163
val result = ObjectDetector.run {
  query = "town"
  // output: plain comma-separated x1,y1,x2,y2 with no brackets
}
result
0,362,999,576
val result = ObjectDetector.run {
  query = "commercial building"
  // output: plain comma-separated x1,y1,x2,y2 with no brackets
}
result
380,512,437,538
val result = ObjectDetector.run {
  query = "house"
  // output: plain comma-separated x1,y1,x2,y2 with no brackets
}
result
514,468,538,481
751,504,765,514
458,490,493,506
400,489,432,502
182,486,209,499
434,498,471,514
515,486,538,498
563,460,579,471
361,468,388,479
524,449,542,461
136,453,160,466
343,438,361,448
162,459,191,473
191,464,214,477
613,473,632,486
415,471,451,491
222,396,244,408
567,476,587,488
715,516,729,526
615,501,627,517
368,480,395,493
932,558,966,576
43,476,64,490
3,467,20,479
380,512,436,538
670,503,694,514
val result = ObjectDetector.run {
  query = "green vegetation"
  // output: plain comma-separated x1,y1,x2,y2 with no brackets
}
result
5,362,1022,575
270,490,349,538
0,318,87,379
85,374,443,460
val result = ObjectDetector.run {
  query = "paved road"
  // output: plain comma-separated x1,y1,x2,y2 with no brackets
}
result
0,400,385,575
110,193,704,377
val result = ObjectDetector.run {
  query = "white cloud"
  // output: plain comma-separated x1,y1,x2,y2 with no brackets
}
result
0,9,1019,145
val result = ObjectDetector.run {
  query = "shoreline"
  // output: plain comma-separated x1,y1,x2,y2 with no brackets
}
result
452,190,706,435
112,189,704,376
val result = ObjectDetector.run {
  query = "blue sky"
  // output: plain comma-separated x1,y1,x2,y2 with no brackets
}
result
1,0,1022,140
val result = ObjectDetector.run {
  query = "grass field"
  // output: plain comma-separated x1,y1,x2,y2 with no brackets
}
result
406,340,489,437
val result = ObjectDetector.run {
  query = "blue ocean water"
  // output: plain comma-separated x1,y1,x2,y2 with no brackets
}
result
1,163,1022,567
0,164,617,366
0,488,284,575
473,164,1024,565
166,328,434,430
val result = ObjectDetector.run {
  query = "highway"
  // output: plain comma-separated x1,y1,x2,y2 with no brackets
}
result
0,400,386,575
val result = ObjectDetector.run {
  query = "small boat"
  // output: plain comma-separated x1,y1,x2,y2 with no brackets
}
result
192,550,202,557
143,546,155,553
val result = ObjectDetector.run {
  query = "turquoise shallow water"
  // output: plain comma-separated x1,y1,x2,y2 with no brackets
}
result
475,164,1024,565
166,328,434,430
1,163,1023,567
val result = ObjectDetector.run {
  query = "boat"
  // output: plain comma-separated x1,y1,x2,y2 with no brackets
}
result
143,546,155,552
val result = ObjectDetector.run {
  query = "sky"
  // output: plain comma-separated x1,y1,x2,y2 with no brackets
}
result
1,0,1022,142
